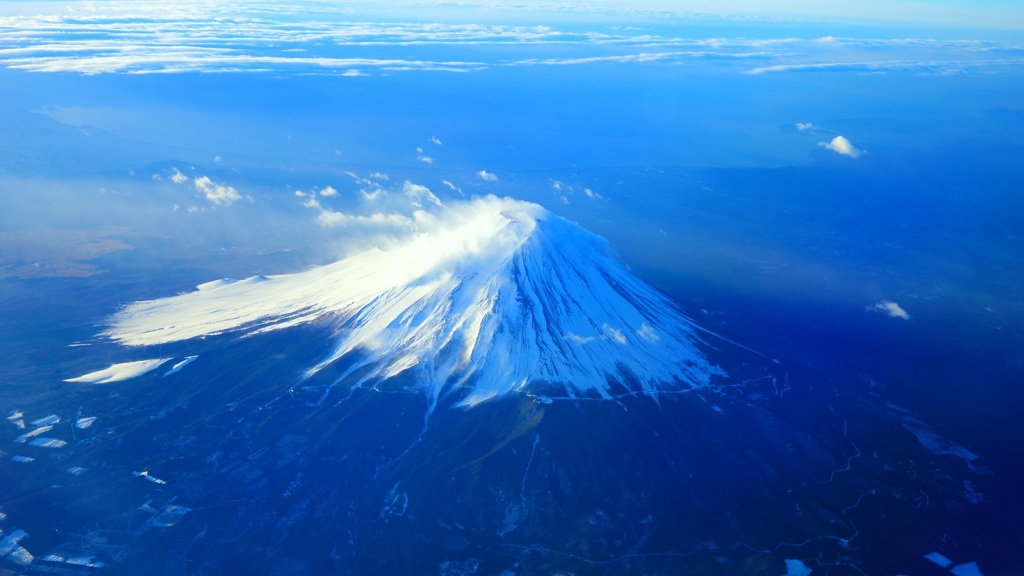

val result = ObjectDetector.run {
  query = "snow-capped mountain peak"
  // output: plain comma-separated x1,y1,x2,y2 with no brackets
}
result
106,196,723,406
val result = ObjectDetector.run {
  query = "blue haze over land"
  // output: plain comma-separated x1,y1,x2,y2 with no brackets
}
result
0,1,1022,574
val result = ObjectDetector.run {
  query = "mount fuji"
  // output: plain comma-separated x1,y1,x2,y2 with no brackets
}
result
105,196,724,408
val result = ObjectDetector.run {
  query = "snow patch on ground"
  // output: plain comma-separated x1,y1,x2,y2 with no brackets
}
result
65,358,172,384
164,355,199,377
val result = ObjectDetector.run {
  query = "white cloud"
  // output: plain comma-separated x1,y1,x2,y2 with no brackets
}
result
320,185,338,197
584,188,602,200
477,170,498,182
193,175,242,206
441,180,457,191
360,187,385,201
418,155,434,164
796,122,814,131
867,300,910,320
551,180,563,190
818,135,864,158
403,181,442,206
369,172,390,181
170,168,188,184
429,136,443,145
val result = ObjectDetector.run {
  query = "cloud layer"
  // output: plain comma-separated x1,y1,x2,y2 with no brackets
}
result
0,4,1019,76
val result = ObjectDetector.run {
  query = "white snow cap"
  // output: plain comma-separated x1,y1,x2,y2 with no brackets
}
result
106,196,722,406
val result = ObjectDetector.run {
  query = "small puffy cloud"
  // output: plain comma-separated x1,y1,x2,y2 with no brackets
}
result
551,180,563,190
170,168,188,184
418,155,434,164
819,135,864,158
584,188,602,200
867,300,910,320
429,136,443,145
403,181,442,206
796,122,814,131
193,176,242,206
477,170,498,182
294,190,308,198
213,155,222,163
320,185,338,197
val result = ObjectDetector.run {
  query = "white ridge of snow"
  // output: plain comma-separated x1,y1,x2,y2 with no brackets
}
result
31,415,60,427
164,355,199,377
65,358,172,384
75,416,97,429
105,196,724,407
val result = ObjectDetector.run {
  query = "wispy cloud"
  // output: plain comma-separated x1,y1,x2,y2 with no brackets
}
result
818,135,864,158
796,122,814,131
745,58,1022,76
317,209,413,229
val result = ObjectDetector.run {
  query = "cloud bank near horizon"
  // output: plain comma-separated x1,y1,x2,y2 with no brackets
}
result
0,3,1019,76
